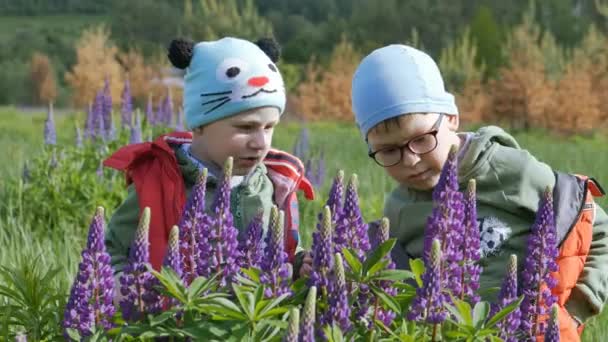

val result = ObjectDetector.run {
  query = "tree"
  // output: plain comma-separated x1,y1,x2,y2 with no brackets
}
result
29,52,58,105
469,5,504,78
64,25,123,107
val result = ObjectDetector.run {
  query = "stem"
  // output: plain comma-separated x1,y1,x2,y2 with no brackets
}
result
136,270,145,317
373,296,380,322
432,323,438,342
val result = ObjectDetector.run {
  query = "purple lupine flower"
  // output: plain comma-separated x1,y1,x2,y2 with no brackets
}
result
491,254,521,342
305,154,325,189
283,307,300,342
326,253,351,332
121,77,133,128
461,179,482,303
164,225,182,277
408,239,448,324
75,125,83,148
84,103,94,140
310,206,334,295
102,77,112,134
175,108,185,131
177,169,212,285
163,87,174,126
323,170,344,223
334,174,370,260
63,207,115,336
158,225,182,310
545,304,560,342
299,286,317,342
373,217,397,326
292,126,310,161
129,111,142,144
423,145,465,297
146,94,154,126
107,112,117,141
237,210,264,269
44,102,56,145
92,91,104,141
119,208,161,321
520,188,559,338
156,96,165,127
260,207,292,298
207,157,241,288
96,160,103,180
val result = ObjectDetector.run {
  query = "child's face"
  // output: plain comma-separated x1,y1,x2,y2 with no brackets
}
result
367,113,460,190
192,106,280,176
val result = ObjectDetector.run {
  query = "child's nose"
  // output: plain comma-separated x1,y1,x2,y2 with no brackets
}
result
401,150,420,166
248,76,269,87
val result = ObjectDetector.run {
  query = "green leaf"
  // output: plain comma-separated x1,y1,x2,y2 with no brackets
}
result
408,258,425,287
370,285,401,314
257,292,291,318
341,248,362,276
371,269,415,281
205,298,246,320
485,295,524,328
149,310,175,326
367,259,390,277
451,299,474,326
473,301,490,329
363,239,396,274
65,328,81,341
241,267,261,283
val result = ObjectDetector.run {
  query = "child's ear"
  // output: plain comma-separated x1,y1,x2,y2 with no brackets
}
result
168,38,194,69
446,114,459,131
255,37,280,63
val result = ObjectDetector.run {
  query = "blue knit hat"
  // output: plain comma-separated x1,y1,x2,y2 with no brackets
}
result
168,37,286,130
351,44,458,138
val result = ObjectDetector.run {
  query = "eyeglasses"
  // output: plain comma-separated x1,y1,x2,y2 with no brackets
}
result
368,114,444,167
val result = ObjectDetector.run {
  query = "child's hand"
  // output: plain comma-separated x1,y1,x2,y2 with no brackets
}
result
299,252,313,278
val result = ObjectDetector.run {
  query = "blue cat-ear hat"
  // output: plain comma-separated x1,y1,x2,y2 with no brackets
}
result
168,37,286,130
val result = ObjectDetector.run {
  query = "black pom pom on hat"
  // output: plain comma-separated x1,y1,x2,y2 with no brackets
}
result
255,37,280,63
167,38,194,69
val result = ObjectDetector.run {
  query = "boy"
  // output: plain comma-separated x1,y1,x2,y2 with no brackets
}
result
104,37,314,282
351,44,607,341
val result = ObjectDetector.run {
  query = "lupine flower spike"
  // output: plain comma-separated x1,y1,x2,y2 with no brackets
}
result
520,187,559,338
63,207,115,337
310,206,334,296
260,207,292,298
208,157,241,288
237,210,264,269
335,174,370,259
299,286,317,342
44,102,56,145
408,239,447,324
283,307,300,342
119,207,161,321
491,254,521,342
461,179,482,303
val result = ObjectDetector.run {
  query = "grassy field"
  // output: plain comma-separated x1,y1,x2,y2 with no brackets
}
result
0,106,607,339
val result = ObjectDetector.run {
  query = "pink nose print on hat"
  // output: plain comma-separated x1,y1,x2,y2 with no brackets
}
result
248,76,269,87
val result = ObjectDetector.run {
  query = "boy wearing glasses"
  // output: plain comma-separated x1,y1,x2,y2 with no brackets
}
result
351,44,607,340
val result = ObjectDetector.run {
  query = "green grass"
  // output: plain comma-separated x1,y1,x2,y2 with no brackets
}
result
0,107,607,338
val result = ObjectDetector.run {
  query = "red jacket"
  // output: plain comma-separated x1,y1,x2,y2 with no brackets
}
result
104,131,315,269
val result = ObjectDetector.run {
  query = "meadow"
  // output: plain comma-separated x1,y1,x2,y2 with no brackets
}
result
0,106,607,339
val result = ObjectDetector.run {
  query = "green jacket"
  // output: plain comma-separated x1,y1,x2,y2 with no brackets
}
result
105,145,300,275
384,126,608,323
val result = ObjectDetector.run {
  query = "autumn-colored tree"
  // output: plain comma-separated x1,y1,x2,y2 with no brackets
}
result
489,6,552,130
65,25,123,108
117,49,155,104
29,52,57,105
548,62,600,134
290,37,360,121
